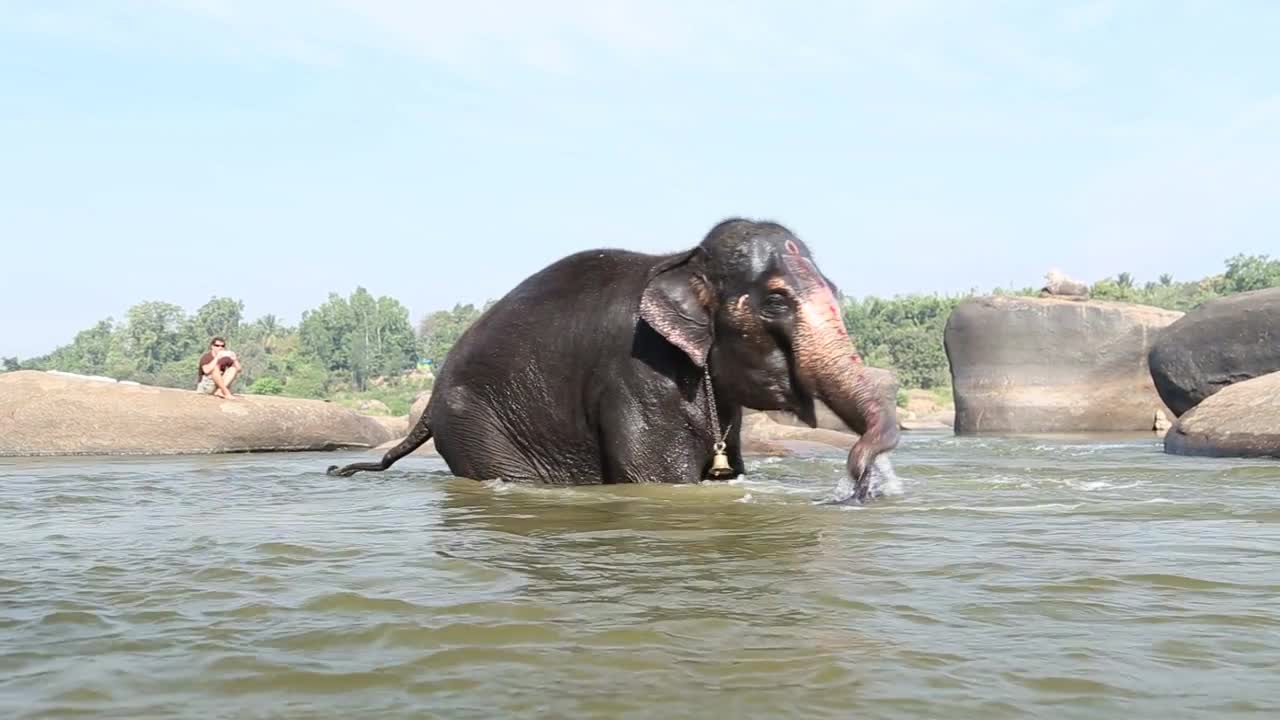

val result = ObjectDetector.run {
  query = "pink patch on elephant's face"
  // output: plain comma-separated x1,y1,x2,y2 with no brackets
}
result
777,248,863,364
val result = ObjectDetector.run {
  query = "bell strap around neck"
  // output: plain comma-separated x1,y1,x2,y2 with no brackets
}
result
702,369,734,479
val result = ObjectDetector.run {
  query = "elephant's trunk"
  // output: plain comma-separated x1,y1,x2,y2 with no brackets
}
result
781,253,900,503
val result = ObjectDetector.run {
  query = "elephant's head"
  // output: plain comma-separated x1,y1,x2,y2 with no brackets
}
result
639,218,900,502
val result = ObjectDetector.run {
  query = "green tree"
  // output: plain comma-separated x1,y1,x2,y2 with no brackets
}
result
187,297,244,349
417,302,488,370
299,291,356,375
123,301,188,374
841,293,964,390
1217,253,1280,294
283,362,329,399
31,319,118,376
299,288,417,390
248,376,285,395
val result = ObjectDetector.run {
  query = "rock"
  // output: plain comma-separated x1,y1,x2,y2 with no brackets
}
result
895,389,954,430
1147,287,1280,417
945,295,1182,433
408,390,432,429
372,435,437,456
370,415,409,438
900,388,942,417
1163,371,1280,459
740,412,856,456
355,399,391,415
0,370,395,457
900,411,954,431
1153,409,1172,435
1039,269,1090,299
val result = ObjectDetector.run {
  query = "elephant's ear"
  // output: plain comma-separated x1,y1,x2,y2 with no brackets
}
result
639,249,713,367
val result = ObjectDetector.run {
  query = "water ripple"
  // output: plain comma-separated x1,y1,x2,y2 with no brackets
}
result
1,439,1279,719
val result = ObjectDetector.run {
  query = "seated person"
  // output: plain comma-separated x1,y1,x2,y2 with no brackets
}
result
195,336,241,399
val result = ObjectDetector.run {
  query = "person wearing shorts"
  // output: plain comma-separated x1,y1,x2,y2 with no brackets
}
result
195,336,241,399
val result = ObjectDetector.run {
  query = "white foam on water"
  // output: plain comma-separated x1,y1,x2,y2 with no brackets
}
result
726,477,815,496
482,479,516,494
868,455,906,498
896,502,1083,513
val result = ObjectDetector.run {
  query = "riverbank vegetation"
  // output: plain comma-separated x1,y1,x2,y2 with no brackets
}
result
7,254,1277,413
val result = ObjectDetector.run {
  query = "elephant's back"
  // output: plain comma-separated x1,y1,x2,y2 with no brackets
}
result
452,248,666,363
427,247,673,476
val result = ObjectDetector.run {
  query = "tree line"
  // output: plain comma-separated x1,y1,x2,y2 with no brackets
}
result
6,254,1278,408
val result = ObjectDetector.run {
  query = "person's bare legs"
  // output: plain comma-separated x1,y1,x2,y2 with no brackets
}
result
209,366,235,400
221,365,239,392
211,353,241,400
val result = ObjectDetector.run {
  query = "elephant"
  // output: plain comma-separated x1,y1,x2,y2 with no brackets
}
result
327,218,900,504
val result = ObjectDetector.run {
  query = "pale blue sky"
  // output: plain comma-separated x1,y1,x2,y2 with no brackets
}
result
2,1,1277,359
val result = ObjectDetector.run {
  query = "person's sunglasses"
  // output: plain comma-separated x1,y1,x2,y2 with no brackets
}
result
212,343,225,348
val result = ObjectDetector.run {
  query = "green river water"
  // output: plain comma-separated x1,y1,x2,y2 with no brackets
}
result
2,430,1278,719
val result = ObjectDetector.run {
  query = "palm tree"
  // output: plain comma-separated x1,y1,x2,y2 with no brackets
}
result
253,314,281,354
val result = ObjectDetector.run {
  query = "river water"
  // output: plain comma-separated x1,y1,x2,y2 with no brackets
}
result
2,431,1279,719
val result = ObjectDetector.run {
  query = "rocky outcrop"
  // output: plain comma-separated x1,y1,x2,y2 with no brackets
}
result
944,296,1182,433
371,434,437,456
354,399,392,416
896,389,955,430
1163,371,1280,458
0,371,395,457
369,415,409,438
1148,288,1280,417
408,390,432,429
741,410,856,453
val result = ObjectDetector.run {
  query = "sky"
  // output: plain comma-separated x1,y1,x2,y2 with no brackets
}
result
2,0,1278,359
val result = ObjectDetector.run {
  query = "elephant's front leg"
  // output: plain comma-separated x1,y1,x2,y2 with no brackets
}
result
598,397,706,484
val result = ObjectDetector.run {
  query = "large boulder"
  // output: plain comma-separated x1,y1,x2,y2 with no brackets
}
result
371,435,437,456
369,415,409,438
740,412,857,458
945,296,1182,433
742,411,856,451
408,390,432,429
0,371,395,457
1148,287,1280,417
1163,371,1280,458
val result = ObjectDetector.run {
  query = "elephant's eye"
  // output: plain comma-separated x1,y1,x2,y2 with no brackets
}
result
761,290,790,317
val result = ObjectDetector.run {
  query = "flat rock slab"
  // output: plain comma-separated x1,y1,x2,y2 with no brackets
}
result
372,436,438,456
741,412,856,454
0,371,395,457
945,295,1182,433
1164,371,1280,459
370,415,410,439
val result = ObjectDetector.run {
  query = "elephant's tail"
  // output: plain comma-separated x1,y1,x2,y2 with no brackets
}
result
326,414,434,478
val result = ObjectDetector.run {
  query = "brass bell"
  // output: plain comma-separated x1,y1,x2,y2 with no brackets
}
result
709,441,734,479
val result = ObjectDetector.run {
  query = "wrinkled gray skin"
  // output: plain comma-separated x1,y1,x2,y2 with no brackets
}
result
328,218,899,504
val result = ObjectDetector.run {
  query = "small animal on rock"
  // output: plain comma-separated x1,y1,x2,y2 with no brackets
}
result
1039,269,1090,299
